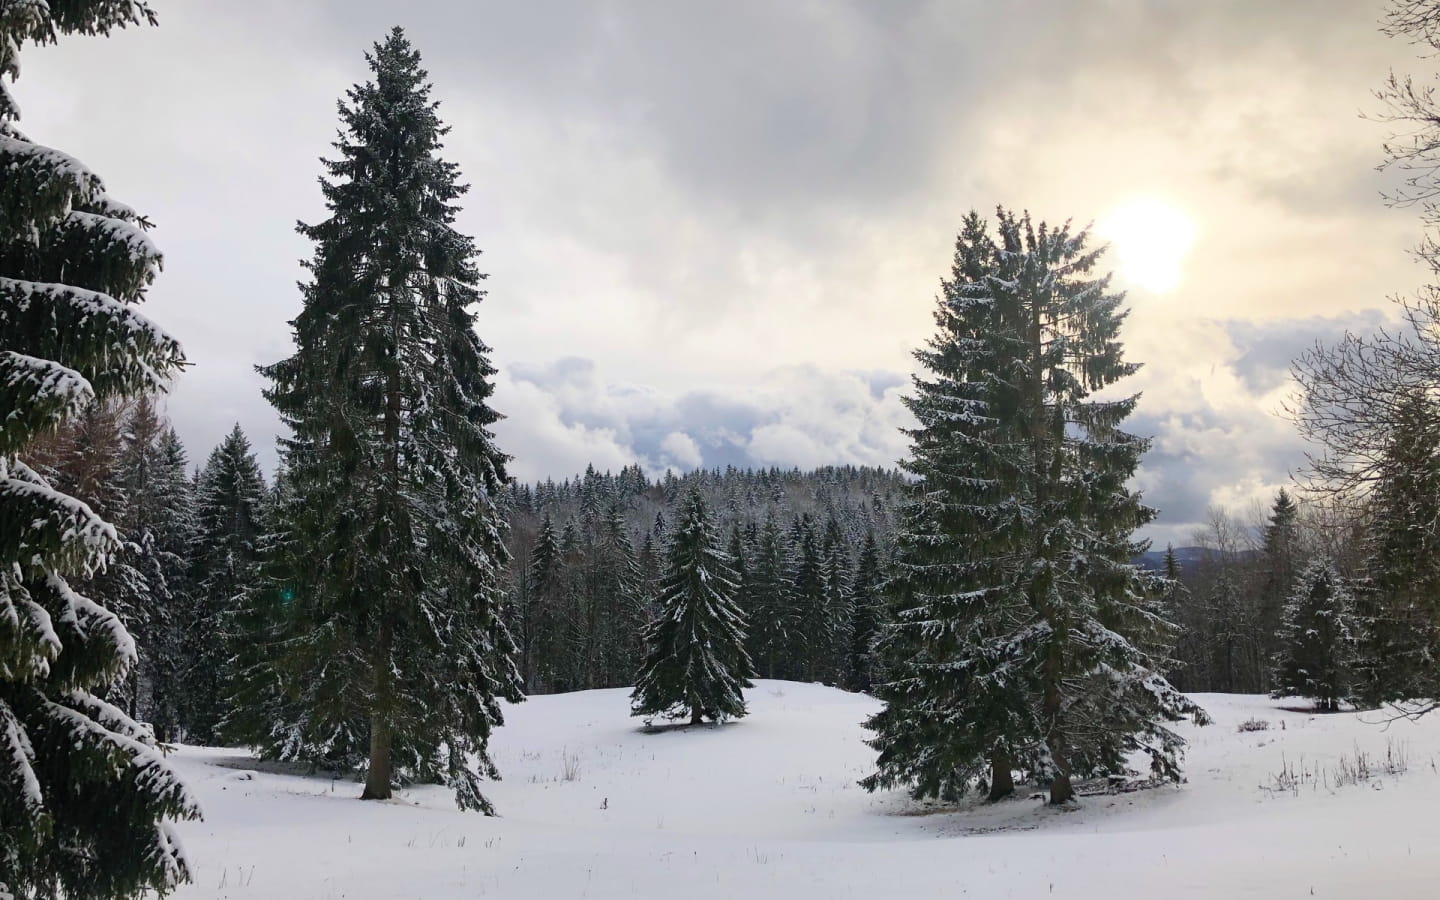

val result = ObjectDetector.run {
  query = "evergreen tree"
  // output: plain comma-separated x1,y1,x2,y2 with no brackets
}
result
820,514,853,683
0,3,198,896
590,504,646,687
864,209,1201,807
846,531,885,692
186,425,266,742
518,514,563,693
115,400,196,735
1271,558,1357,712
747,512,795,679
256,29,521,812
1255,489,1300,685
631,487,754,725
143,425,199,741
788,514,829,681
1158,544,1202,691
1355,389,1440,705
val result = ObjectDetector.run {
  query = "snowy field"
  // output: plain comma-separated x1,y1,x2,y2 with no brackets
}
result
168,682,1440,899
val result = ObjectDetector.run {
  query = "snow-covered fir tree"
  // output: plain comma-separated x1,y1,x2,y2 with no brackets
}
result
0,3,198,896
1354,389,1440,706
1270,558,1357,712
1255,489,1300,686
185,424,266,742
864,209,1203,807
140,422,200,741
632,486,755,725
747,511,797,680
253,29,521,812
846,531,885,692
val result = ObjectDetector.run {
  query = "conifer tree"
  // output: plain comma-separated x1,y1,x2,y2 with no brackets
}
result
1256,489,1300,683
1271,558,1357,712
846,531,885,692
590,504,645,687
789,515,829,681
113,400,195,733
820,514,853,682
186,425,266,742
631,487,754,725
256,29,521,812
747,512,795,679
1354,389,1440,706
0,3,198,896
518,514,563,692
864,209,1200,807
143,425,199,741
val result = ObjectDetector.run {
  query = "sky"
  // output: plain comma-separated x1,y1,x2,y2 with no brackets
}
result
14,0,1429,546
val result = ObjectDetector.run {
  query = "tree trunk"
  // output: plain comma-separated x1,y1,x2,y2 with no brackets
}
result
987,750,1015,801
1048,769,1074,805
690,704,703,726
362,713,393,800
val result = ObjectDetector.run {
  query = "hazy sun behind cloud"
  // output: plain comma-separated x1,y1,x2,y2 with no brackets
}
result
1098,197,1197,295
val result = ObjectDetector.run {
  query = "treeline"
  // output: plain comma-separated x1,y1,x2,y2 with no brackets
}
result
501,464,904,695
31,401,907,740
23,400,268,745
1167,461,1440,710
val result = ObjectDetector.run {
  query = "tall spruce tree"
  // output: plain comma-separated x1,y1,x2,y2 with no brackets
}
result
747,511,795,679
631,487,754,725
143,424,199,741
1255,489,1300,686
186,425,266,742
114,399,193,732
1355,389,1440,706
0,3,198,896
256,29,521,812
864,209,1200,807
1271,558,1357,712
846,530,885,692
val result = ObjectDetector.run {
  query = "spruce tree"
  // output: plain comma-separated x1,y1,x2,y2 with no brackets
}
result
114,399,195,733
1256,489,1300,685
747,511,795,679
1271,558,1357,712
788,515,829,682
631,487,754,725
143,424,199,741
1354,389,1440,706
846,531,885,692
256,29,521,812
820,514,853,683
0,3,198,896
518,514,563,693
590,504,645,687
864,209,1200,807
187,425,266,742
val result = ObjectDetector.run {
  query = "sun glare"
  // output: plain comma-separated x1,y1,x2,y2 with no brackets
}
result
1097,197,1196,294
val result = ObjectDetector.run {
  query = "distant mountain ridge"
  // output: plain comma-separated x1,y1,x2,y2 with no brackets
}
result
1135,546,1257,571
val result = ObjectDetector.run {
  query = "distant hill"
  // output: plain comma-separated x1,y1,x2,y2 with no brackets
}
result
1135,546,1256,571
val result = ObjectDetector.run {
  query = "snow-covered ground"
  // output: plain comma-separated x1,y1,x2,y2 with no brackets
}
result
169,682,1440,899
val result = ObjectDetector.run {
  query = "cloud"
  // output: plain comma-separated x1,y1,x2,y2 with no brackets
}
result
12,0,1424,546
496,360,911,482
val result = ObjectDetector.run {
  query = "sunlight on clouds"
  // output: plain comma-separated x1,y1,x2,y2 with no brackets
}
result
1098,197,1197,295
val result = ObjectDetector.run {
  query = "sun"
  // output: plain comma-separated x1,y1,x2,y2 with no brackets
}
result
1097,197,1196,294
